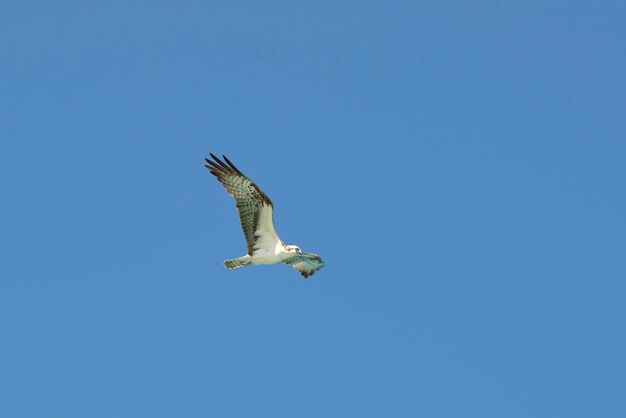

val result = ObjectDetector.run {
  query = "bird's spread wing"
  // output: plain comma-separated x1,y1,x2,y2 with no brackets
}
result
283,253,325,279
204,153,279,255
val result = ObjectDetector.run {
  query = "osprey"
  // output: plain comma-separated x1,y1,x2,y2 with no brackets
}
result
204,153,324,278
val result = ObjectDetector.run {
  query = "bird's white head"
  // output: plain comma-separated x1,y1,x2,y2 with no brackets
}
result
285,245,302,254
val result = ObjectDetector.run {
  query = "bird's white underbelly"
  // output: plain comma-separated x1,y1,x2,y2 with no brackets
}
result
249,253,282,265
249,243,290,265
249,214,286,265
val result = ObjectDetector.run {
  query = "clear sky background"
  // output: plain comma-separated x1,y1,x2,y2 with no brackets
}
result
1,1,625,417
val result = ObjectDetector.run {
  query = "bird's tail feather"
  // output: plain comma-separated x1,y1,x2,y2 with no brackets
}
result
224,256,251,270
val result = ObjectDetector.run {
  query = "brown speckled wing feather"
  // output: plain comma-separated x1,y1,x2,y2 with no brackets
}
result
204,153,274,255
283,253,325,279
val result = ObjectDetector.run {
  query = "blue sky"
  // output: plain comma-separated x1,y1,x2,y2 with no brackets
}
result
1,1,625,417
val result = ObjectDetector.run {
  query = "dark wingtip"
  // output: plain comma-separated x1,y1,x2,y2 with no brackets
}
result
209,154,230,170
204,166,220,177
222,155,243,175
204,157,226,172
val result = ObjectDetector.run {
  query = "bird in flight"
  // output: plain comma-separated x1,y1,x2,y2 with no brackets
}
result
204,153,324,278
